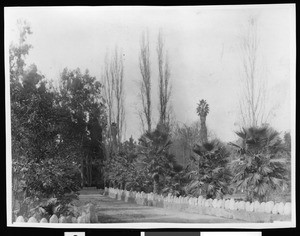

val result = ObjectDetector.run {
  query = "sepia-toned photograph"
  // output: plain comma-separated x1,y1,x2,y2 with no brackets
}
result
5,5,295,228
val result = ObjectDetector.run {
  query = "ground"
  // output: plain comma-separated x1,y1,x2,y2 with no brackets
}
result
74,190,246,223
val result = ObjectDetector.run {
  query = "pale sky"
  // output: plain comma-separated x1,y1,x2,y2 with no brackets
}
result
5,5,295,142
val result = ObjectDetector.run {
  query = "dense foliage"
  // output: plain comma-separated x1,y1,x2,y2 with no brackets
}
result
9,20,291,223
10,21,106,219
58,68,107,187
103,123,184,195
136,124,178,194
186,140,232,199
229,126,289,202
103,137,138,189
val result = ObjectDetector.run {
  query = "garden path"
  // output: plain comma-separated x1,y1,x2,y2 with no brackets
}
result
75,190,245,223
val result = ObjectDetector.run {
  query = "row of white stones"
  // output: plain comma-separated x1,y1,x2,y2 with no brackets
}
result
14,213,91,223
106,187,291,215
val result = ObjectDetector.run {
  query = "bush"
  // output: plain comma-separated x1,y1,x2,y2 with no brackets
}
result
186,140,232,199
229,126,289,202
13,155,81,218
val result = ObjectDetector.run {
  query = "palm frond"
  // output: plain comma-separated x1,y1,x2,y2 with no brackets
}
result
228,142,242,149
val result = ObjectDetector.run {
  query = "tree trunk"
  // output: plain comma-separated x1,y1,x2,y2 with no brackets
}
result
89,157,92,186
200,115,208,143
81,157,84,188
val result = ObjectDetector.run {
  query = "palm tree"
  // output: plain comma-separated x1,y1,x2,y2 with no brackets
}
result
229,126,289,202
137,124,175,194
196,99,209,144
187,140,232,199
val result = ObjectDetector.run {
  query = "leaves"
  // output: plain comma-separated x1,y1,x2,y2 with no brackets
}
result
196,99,209,117
230,126,289,201
10,22,106,218
187,140,232,199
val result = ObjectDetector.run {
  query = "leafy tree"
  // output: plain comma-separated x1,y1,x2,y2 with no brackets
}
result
58,68,107,187
11,56,81,219
9,21,81,218
104,140,139,190
10,21,108,220
9,19,32,81
229,126,289,202
186,140,232,199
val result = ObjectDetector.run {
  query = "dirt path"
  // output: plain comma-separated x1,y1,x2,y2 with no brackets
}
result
76,193,245,223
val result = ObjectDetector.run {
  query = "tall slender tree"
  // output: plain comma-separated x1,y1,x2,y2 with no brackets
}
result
102,47,125,151
138,31,152,133
238,16,271,127
157,30,172,128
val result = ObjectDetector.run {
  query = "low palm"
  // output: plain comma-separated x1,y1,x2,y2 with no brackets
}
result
187,140,232,199
229,126,288,202
136,125,175,194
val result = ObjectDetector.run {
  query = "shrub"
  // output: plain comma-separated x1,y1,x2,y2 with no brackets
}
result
186,140,232,199
229,126,289,202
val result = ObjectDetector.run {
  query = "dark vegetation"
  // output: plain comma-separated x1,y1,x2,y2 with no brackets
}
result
10,20,291,221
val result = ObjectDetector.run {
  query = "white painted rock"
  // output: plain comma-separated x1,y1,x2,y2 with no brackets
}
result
253,201,260,212
258,202,266,212
66,215,73,223
283,202,291,215
85,214,91,223
49,214,59,223
40,218,48,223
59,216,67,223
205,199,212,208
221,199,226,208
207,198,213,207
218,199,223,207
272,203,279,214
234,201,239,210
225,200,230,209
77,216,86,223
198,196,203,206
212,199,218,208
249,202,254,212
229,199,236,210
238,201,245,211
86,203,97,223
265,201,275,213
277,202,285,215
193,197,198,205
193,198,197,205
15,216,25,223
245,201,250,211
27,217,38,223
